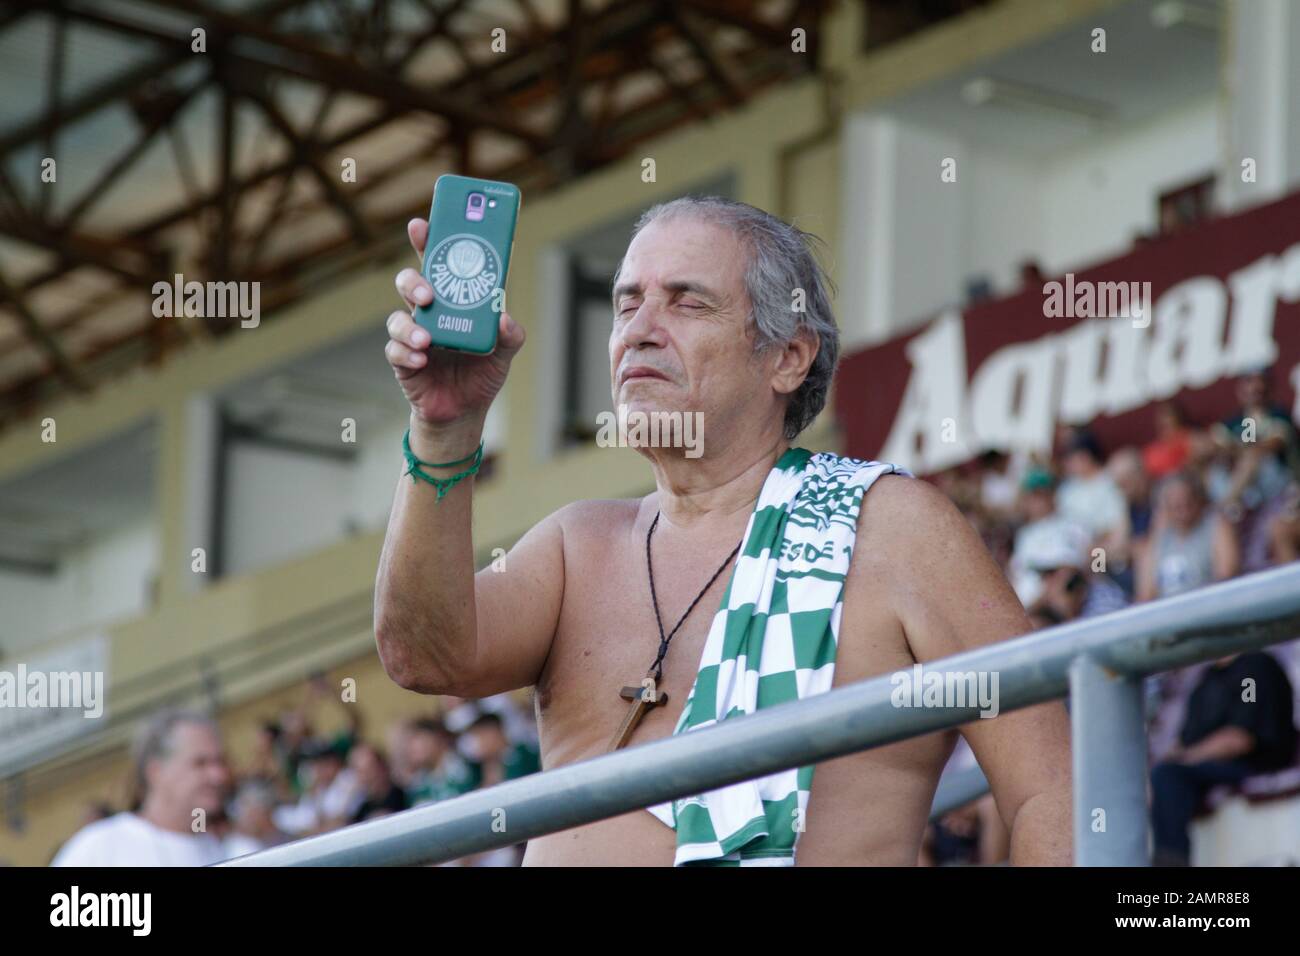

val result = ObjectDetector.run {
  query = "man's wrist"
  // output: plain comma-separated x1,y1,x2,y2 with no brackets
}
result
408,413,485,468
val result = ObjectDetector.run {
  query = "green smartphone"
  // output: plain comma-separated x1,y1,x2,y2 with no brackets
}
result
413,174,521,355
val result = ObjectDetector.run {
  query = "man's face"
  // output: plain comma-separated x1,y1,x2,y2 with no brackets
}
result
233,792,274,832
1154,404,1179,435
148,722,229,818
253,727,277,756
609,217,773,448
1042,566,1087,617
467,724,509,763
349,746,386,790
280,712,307,741
1021,488,1054,521
308,754,343,789
1110,457,1147,501
405,730,445,771
1063,448,1096,478
1163,480,1200,530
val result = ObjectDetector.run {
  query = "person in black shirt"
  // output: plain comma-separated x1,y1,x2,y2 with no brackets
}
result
1150,650,1297,865
348,742,410,824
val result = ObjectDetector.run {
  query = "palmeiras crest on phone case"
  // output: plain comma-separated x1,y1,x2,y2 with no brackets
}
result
426,233,501,310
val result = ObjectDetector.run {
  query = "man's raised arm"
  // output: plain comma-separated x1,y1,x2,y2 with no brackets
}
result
373,218,562,699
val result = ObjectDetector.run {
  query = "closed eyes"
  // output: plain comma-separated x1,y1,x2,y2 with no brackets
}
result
614,297,710,321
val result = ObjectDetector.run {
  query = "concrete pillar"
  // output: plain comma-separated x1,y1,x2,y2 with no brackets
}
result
1221,0,1300,210
156,392,219,606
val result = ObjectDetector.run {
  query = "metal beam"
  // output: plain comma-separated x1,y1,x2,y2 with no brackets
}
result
240,84,372,246
0,4,35,33
0,216,157,286
0,65,751,381
0,0,316,156
929,764,989,820
73,0,546,149
3,62,753,353
0,265,89,392
40,8,67,222
224,562,1300,866
57,81,204,232
664,0,746,107
0,0,824,418
686,0,806,46
212,65,238,287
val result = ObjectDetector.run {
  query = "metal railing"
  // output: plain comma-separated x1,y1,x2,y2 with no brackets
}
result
928,764,990,821
223,562,1300,867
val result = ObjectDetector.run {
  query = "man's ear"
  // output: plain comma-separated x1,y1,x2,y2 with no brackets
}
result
770,328,819,397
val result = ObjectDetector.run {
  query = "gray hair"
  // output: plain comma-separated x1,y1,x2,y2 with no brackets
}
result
128,707,217,810
612,195,840,440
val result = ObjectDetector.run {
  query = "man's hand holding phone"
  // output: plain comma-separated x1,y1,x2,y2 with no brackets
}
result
387,216,525,458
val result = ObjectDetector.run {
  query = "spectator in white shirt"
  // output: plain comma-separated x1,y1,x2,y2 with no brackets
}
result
271,740,365,836
1055,429,1131,560
1009,467,1089,606
51,709,232,867
222,779,289,860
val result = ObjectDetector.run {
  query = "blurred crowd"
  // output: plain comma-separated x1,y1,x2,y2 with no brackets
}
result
51,676,539,867
923,367,1300,866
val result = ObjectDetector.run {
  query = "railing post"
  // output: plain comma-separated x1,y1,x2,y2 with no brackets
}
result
1069,654,1149,866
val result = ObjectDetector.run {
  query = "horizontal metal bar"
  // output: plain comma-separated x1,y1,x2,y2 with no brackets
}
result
223,562,1300,867
929,765,990,820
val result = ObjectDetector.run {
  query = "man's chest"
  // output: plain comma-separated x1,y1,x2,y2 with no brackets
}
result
535,547,722,761
532,531,913,765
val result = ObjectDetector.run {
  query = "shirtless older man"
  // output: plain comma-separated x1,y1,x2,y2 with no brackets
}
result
376,196,1072,866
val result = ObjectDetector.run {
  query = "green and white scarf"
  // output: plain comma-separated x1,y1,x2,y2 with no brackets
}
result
646,446,909,866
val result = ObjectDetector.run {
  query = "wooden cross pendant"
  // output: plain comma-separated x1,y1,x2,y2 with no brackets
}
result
607,676,669,752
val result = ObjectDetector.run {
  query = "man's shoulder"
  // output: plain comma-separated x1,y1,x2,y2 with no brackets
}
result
855,470,958,533
850,471,975,572
51,813,138,865
78,811,143,840
847,468,998,580
1054,476,1084,497
549,497,643,542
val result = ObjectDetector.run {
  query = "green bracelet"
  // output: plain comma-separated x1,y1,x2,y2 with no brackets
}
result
402,429,484,501
403,428,481,467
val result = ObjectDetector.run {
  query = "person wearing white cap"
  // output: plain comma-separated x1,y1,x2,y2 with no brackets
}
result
1018,521,1128,625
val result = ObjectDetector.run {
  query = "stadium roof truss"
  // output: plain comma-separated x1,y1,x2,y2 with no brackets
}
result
0,0,987,429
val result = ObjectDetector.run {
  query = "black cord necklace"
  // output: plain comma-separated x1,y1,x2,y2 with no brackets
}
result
607,512,744,752
644,510,744,683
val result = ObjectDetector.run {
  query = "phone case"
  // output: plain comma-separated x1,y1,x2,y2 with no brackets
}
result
413,174,521,355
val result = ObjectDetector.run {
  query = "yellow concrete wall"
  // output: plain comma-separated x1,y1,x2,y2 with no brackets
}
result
0,0,1119,865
